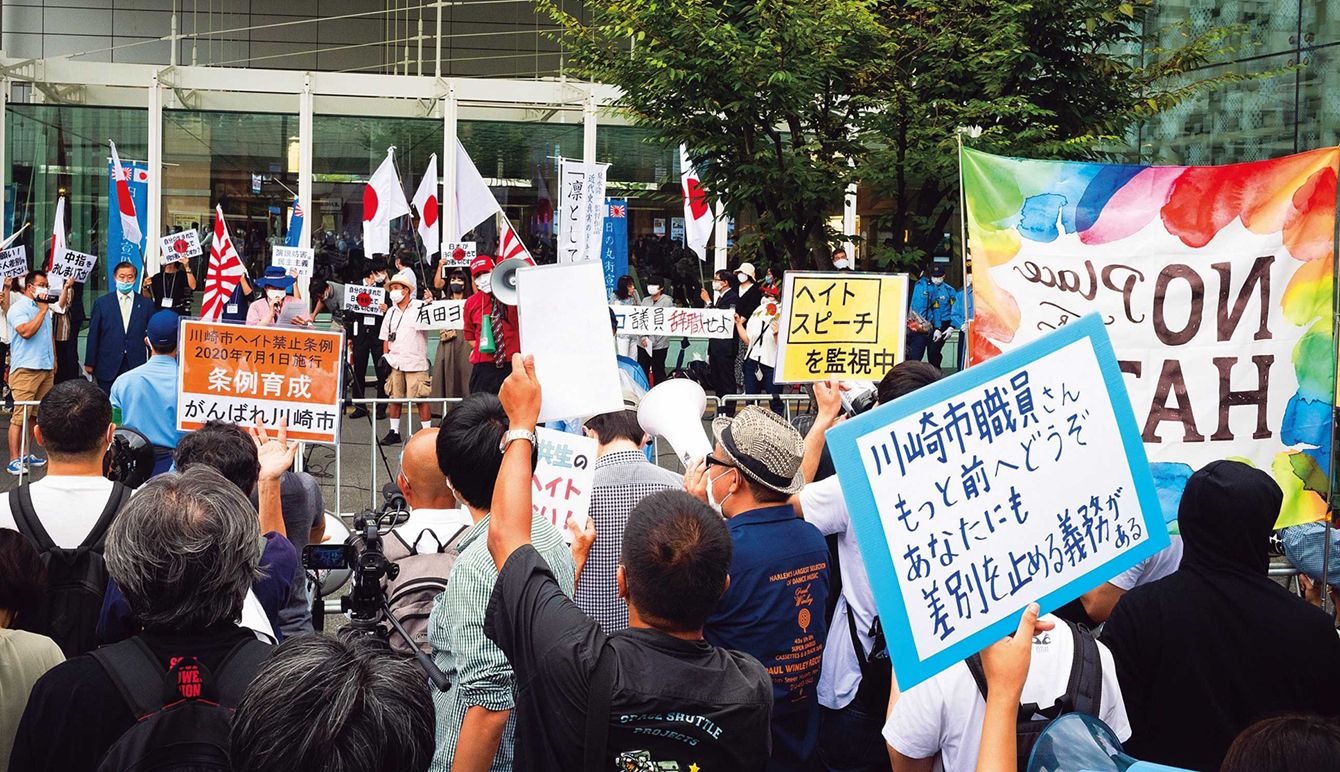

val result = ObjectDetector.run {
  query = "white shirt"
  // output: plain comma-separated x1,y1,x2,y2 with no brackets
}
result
0,475,116,548
798,474,877,710
1109,534,1183,591
392,508,472,553
744,304,779,368
883,616,1131,772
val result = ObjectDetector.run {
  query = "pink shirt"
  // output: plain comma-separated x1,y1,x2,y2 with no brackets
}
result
379,300,429,372
246,296,306,327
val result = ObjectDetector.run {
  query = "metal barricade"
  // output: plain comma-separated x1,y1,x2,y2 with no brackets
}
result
5,400,40,483
340,396,464,517
716,392,814,422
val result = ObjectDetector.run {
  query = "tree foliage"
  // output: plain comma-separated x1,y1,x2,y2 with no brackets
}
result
544,0,1261,270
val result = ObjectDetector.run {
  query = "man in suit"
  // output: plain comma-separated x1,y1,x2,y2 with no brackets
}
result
84,261,155,393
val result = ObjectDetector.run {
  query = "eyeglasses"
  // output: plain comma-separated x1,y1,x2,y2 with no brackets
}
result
704,456,736,472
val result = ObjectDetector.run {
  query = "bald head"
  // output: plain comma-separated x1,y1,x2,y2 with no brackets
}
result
399,428,456,510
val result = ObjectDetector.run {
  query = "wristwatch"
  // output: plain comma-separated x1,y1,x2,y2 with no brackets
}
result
498,429,537,454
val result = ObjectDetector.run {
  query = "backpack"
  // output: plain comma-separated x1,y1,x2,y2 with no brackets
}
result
965,618,1103,772
11,482,131,657
91,635,271,772
381,522,470,658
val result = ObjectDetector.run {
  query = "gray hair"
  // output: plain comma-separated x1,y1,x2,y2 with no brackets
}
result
104,466,262,631
231,633,434,772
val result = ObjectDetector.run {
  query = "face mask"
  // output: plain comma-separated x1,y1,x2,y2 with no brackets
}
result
931,276,944,285
715,281,727,293
388,289,406,305
475,275,492,294
449,282,465,293
266,289,286,302
736,272,749,284
706,466,734,515
646,285,661,296
116,280,135,294
373,273,387,285
833,259,850,270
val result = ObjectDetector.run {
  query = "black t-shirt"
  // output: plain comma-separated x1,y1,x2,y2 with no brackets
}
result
485,545,774,772
150,270,193,316
736,282,763,321
10,624,262,771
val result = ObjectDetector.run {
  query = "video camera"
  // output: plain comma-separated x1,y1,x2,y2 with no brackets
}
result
302,498,449,691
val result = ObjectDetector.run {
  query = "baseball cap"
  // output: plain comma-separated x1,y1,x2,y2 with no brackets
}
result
146,310,180,349
930,263,947,277
470,255,496,277
711,406,805,495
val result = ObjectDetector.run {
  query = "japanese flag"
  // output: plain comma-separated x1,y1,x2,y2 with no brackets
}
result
47,196,67,270
201,206,246,322
498,214,534,265
680,145,714,261
110,140,142,246
362,148,411,257
451,139,502,243
413,153,440,256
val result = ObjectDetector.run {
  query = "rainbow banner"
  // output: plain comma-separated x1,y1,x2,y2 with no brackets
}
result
964,147,1337,528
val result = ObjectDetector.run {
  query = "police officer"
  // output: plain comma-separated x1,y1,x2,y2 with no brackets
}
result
345,258,390,420
907,262,958,368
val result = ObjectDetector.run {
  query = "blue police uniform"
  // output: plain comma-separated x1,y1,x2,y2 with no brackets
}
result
110,354,183,476
705,504,830,771
907,276,958,368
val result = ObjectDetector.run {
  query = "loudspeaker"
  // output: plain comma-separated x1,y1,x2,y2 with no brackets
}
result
638,378,713,467
489,257,532,306
1027,713,1192,772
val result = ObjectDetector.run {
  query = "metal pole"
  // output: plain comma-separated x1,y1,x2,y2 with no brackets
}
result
435,0,443,79
713,203,727,273
170,11,179,68
417,14,424,78
956,130,971,367
334,426,342,517
298,76,314,249
146,70,164,276
1322,149,1340,616
1,78,7,224
442,84,457,247
582,93,597,165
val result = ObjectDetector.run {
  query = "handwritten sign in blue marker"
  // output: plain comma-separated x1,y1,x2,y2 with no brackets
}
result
827,314,1167,691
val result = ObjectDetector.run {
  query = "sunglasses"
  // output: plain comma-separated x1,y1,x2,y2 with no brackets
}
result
704,456,736,472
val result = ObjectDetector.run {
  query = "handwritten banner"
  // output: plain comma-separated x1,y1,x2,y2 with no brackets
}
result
177,320,345,444
964,147,1337,527
533,427,597,544
0,246,27,279
828,316,1166,690
50,249,98,285
558,160,608,264
774,271,908,383
441,241,476,272
411,299,465,330
610,305,733,339
159,230,202,263
271,245,314,276
342,284,386,316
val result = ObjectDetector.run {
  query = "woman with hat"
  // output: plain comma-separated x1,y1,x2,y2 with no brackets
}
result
247,266,312,327
428,267,472,404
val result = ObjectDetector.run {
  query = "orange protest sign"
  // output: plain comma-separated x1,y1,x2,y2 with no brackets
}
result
177,320,345,443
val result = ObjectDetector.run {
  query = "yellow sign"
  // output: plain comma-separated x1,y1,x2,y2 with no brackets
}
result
775,271,908,382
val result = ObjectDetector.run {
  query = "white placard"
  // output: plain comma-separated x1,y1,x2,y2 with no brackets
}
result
0,246,27,279
517,260,623,422
670,217,685,242
342,284,386,316
441,241,476,272
50,249,98,284
411,299,466,330
533,427,598,545
558,160,609,264
159,230,203,263
271,246,314,277
609,305,734,339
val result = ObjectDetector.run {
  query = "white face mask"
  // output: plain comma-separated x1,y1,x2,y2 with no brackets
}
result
266,289,286,302
706,466,734,515
646,285,661,296
833,258,850,270
715,281,727,293
388,288,406,305
373,273,387,285
475,274,492,294
931,276,944,285
736,272,750,284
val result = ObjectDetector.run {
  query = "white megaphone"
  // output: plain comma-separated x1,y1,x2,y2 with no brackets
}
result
638,378,713,468
1027,713,1192,772
489,257,532,306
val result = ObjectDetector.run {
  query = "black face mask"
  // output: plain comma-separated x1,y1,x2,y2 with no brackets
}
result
449,282,465,292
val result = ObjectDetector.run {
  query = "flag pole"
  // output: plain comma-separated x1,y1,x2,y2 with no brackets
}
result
1322,149,1340,616
955,128,972,370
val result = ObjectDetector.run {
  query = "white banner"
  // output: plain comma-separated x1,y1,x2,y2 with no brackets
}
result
411,299,465,330
0,246,27,279
159,230,203,263
533,427,598,545
50,249,98,285
558,160,609,264
271,246,314,277
442,241,476,272
610,305,734,339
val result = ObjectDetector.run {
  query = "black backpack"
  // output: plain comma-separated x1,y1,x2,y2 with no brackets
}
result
11,482,131,657
91,635,271,771
965,618,1103,772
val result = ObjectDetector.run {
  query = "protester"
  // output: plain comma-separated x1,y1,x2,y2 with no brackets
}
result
685,405,830,770
463,255,520,396
1063,535,1183,625
1101,460,1340,771
378,267,433,445
7,270,67,475
831,248,852,271
83,261,154,393
429,267,473,404
0,380,129,656
1219,715,1340,772
232,634,435,772
482,353,774,770
789,362,943,771
108,309,184,476
703,269,740,415
576,391,682,632
426,392,576,772
0,529,64,770
966,604,1051,772
220,268,254,324
906,263,957,368
51,274,85,385
10,467,273,771
247,265,311,326
637,277,674,384
256,470,325,638
612,274,641,360
346,258,390,419
735,261,763,320
146,255,196,316
741,290,783,414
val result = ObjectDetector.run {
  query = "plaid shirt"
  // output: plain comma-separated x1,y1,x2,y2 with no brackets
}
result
427,512,575,772
574,450,683,632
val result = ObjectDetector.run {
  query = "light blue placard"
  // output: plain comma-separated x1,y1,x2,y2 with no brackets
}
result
826,314,1167,691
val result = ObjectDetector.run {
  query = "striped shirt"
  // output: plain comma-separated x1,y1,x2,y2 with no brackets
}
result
574,450,683,632
428,512,576,772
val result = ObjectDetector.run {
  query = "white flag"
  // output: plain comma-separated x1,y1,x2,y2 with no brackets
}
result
413,153,440,256
362,148,411,256
451,139,502,244
48,196,67,270
680,145,715,261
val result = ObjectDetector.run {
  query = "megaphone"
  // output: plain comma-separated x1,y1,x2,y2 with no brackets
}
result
489,257,532,306
638,378,713,468
1027,713,1192,772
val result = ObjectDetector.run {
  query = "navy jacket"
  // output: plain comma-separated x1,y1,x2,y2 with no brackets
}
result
85,291,155,382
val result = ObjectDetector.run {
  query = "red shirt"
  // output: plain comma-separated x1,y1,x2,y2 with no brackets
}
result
463,292,520,365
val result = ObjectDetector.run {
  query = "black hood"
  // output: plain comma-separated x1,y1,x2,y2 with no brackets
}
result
1177,460,1281,576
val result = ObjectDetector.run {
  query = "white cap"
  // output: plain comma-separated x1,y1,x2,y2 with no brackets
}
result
737,262,756,280
387,268,417,293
